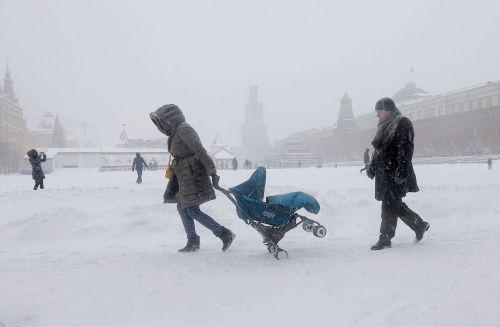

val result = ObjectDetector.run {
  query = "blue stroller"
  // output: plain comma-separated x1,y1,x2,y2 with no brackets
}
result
215,167,326,260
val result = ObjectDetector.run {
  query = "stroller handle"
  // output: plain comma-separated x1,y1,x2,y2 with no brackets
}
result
214,182,232,197
213,181,254,225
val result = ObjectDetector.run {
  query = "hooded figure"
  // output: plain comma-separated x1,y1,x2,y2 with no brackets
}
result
27,149,47,190
150,104,235,253
132,152,148,184
366,97,429,250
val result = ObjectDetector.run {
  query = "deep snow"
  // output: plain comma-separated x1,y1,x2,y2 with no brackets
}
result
1,164,499,327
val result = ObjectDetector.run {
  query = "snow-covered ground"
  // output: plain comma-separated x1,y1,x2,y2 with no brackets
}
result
1,164,499,327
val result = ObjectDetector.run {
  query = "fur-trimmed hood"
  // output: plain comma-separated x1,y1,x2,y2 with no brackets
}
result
27,149,38,159
150,104,186,137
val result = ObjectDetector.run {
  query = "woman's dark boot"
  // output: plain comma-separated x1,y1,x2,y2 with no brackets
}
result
178,237,200,252
219,227,236,252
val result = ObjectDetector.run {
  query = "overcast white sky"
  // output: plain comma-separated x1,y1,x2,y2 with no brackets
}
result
1,0,500,147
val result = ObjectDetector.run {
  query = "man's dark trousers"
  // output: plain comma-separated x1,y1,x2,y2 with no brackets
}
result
378,197,426,242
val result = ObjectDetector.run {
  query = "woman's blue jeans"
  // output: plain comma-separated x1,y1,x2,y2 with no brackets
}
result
177,202,222,238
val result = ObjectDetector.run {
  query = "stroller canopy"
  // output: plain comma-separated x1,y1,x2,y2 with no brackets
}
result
229,167,266,201
229,167,320,215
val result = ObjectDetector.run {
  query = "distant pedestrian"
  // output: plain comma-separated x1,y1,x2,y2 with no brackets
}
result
487,157,492,170
244,159,249,170
232,157,238,171
366,97,430,250
27,149,46,190
298,161,301,169
360,148,370,173
132,152,149,184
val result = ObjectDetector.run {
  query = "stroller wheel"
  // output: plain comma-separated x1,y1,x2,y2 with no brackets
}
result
267,244,277,253
313,225,327,238
274,249,288,260
303,221,314,232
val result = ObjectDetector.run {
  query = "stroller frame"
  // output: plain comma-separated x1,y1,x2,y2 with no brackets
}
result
214,170,326,260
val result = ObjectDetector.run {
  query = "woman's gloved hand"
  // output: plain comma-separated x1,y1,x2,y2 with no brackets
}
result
210,173,220,188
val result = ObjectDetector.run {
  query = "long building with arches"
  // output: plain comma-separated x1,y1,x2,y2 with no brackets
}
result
264,79,500,164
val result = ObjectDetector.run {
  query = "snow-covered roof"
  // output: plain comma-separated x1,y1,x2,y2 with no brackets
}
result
211,148,234,160
116,129,129,144
208,131,234,159
24,147,168,159
211,131,226,147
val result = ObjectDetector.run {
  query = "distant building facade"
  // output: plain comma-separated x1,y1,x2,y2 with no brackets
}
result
0,61,86,173
0,63,30,173
262,140,323,168
116,127,168,149
267,79,500,162
30,111,79,149
232,85,269,164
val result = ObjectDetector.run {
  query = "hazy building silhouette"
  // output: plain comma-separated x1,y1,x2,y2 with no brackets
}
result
233,85,269,164
0,61,29,173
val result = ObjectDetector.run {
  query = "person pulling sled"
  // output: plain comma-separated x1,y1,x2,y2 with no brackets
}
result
150,104,235,253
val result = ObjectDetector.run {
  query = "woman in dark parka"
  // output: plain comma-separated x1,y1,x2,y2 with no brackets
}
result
366,97,430,250
27,149,47,190
150,104,235,253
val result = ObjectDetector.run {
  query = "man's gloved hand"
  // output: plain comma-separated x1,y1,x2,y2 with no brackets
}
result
394,171,406,184
211,173,220,188
394,176,406,185
366,166,375,179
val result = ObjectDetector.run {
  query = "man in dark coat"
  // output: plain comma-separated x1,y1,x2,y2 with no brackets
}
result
150,104,235,253
360,148,370,173
27,149,47,190
232,157,238,171
132,152,148,184
366,97,430,250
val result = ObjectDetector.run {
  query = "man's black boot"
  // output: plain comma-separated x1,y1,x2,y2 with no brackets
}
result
219,227,236,252
415,222,430,243
178,237,200,252
371,239,391,250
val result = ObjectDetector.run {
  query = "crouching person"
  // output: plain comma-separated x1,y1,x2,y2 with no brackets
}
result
150,104,235,253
